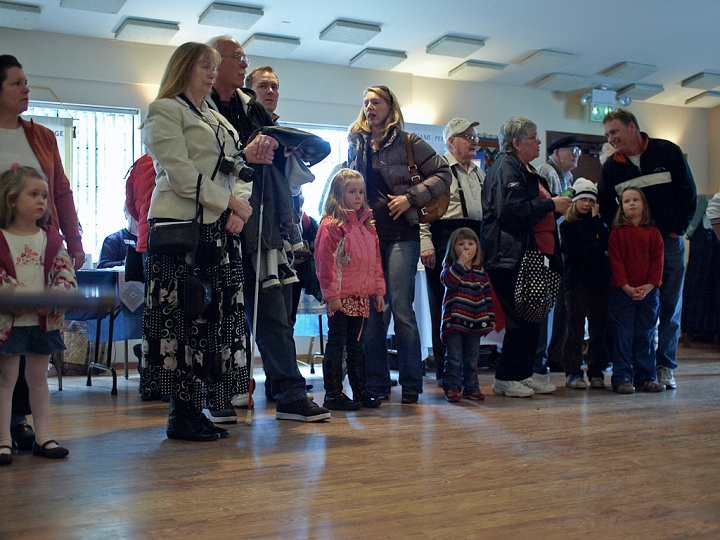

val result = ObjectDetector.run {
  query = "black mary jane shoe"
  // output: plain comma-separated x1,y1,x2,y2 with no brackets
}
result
32,440,69,459
0,445,13,466
10,423,35,452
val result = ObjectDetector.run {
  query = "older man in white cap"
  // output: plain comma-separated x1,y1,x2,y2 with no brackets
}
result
420,118,485,383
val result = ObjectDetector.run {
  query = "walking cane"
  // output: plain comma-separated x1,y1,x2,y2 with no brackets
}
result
246,164,266,425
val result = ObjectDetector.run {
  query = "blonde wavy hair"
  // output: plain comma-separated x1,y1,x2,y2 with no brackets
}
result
348,85,404,142
322,169,374,229
0,166,51,228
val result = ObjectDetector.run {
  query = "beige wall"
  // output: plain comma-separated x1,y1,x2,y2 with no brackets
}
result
1,27,715,194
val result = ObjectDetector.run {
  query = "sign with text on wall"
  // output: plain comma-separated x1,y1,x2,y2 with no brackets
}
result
27,115,74,180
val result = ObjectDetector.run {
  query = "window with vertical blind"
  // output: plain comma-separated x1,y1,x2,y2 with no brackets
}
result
26,102,141,263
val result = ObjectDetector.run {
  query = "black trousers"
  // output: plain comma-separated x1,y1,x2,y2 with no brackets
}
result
487,268,540,382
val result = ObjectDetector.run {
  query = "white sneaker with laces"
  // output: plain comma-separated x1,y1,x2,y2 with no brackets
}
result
492,379,534,398
520,376,557,394
231,393,249,407
657,367,677,389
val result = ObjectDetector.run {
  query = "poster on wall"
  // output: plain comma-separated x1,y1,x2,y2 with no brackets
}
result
27,115,74,181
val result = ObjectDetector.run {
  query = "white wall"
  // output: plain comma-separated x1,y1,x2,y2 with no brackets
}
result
1,27,713,193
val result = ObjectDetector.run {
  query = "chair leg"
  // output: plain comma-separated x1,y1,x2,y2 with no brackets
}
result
52,352,63,391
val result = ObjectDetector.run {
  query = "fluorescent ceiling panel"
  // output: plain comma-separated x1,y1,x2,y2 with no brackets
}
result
198,3,263,29
426,35,485,58
243,34,300,58
350,48,406,70
681,72,720,90
520,49,575,71
59,0,126,14
115,19,179,44
0,1,40,30
685,90,720,106
320,20,380,45
532,73,587,92
448,60,504,81
602,61,658,80
617,83,664,101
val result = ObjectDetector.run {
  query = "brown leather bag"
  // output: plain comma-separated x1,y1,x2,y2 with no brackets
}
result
405,134,450,223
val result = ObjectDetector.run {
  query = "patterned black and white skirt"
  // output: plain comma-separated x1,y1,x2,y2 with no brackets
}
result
140,210,249,410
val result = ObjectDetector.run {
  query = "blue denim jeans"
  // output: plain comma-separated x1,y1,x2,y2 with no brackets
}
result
442,332,481,394
607,287,660,390
656,235,685,371
363,240,423,397
244,261,307,405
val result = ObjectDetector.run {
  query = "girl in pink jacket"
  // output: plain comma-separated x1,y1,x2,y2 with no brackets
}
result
315,169,385,411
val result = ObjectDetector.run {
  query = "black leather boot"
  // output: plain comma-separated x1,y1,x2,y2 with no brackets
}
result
166,398,219,442
322,355,361,410
347,355,381,408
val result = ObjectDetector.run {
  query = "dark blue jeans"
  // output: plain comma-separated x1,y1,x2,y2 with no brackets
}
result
656,235,685,371
363,240,423,397
607,287,660,390
244,260,307,405
442,332,481,394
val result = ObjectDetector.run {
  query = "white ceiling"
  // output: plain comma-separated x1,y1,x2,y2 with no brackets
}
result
11,0,720,108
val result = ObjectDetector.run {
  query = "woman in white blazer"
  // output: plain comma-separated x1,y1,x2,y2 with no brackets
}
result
142,42,276,442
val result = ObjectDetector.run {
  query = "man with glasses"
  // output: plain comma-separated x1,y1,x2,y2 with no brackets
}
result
206,36,330,423
538,136,581,197
420,118,485,384
534,136,581,374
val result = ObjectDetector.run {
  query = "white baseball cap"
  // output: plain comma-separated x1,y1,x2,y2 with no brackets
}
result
443,118,479,144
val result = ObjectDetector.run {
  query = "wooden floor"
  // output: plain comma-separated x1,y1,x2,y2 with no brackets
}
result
3,344,720,540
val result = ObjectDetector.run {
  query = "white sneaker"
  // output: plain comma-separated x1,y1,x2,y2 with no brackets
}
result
657,367,677,389
492,379,534,398
520,376,557,394
231,393,249,407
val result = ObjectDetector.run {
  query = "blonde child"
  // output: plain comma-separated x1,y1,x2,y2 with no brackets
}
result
315,169,385,410
0,165,77,465
607,187,664,394
559,179,610,389
440,227,494,402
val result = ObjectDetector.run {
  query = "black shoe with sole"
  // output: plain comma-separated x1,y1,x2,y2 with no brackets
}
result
401,394,419,404
323,393,362,411
276,397,331,422
10,423,35,451
0,445,13,466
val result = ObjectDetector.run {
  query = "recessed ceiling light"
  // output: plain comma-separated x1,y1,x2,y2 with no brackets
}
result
59,0,126,14
680,72,720,90
532,73,588,92
0,1,40,30
602,62,658,80
685,90,720,106
114,18,179,45
349,48,407,70
198,3,263,29
426,35,485,58
520,50,575,71
242,34,300,58
320,20,381,45
617,83,664,101
448,60,504,81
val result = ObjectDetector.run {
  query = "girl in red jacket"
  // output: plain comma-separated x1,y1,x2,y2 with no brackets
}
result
0,166,77,465
607,187,665,394
315,169,385,410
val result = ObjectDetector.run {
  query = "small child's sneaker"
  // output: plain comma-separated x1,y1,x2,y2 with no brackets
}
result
445,389,461,402
589,377,606,389
615,382,635,394
566,374,587,389
640,380,665,393
462,390,485,401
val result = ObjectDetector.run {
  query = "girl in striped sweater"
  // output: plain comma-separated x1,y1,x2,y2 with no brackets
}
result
440,227,494,402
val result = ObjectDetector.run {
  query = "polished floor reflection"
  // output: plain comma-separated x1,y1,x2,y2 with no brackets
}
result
3,344,720,539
